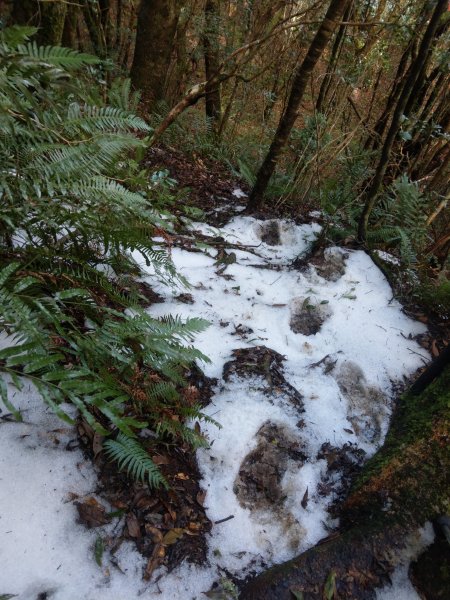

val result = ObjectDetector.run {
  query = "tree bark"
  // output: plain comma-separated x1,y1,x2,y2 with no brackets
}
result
130,0,183,112
315,1,353,115
357,0,448,243
12,0,67,46
37,1,67,46
203,0,222,130
241,363,450,600
246,0,352,212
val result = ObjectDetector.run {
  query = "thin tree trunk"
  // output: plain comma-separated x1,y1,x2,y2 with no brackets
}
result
357,0,448,243
246,0,352,212
315,1,353,114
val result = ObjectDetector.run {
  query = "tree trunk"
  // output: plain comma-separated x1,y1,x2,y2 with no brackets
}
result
203,0,222,130
37,1,67,46
241,363,450,600
246,0,352,212
130,0,183,112
315,1,353,115
357,0,448,243
12,0,67,46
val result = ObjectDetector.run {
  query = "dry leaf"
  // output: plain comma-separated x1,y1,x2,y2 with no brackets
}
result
162,527,185,545
151,454,170,465
196,490,207,506
145,524,163,543
126,512,141,538
76,497,109,528
144,544,165,580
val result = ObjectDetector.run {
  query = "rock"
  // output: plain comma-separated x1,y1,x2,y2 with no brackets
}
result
289,296,332,335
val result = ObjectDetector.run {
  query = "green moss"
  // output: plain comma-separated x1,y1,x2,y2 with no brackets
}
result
353,365,450,489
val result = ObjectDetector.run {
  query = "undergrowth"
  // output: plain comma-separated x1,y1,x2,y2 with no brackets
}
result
0,27,216,487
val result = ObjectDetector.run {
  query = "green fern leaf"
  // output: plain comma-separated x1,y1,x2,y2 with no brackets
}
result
104,433,168,489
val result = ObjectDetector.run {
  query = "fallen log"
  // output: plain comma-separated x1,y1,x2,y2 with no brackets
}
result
240,363,450,599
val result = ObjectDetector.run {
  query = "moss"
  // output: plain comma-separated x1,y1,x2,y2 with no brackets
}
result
343,366,450,526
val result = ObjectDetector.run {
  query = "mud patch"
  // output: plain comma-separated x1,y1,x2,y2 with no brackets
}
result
293,247,348,282
333,360,388,443
317,442,366,516
257,220,281,245
289,296,332,335
312,248,348,281
222,346,304,410
234,421,306,510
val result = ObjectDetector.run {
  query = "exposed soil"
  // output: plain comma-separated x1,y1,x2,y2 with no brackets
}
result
145,144,249,226
289,296,332,336
234,421,307,510
222,345,304,411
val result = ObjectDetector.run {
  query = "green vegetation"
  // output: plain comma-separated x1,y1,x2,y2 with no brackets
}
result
0,27,214,486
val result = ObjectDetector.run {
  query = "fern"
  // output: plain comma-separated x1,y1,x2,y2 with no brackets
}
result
104,433,169,489
0,28,214,485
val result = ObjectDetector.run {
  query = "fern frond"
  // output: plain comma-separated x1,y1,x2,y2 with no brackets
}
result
19,43,99,67
104,433,168,488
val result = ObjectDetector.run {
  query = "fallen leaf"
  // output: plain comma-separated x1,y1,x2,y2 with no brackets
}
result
143,543,165,580
175,472,190,480
145,524,163,543
126,512,141,538
76,497,109,528
162,527,185,545
431,340,439,357
151,454,170,465
196,490,207,506
92,432,104,458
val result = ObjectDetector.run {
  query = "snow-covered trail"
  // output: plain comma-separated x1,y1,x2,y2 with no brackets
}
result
0,214,431,599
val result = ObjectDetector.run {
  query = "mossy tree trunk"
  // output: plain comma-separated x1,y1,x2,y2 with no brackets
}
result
130,0,184,112
12,0,67,46
203,0,222,132
240,364,450,600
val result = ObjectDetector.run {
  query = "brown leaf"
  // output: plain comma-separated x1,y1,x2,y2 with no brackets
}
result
162,528,185,546
92,432,104,459
76,497,109,528
151,454,170,465
134,493,159,511
126,512,141,538
431,340,439,357
144,544,165,580
175,472,189,480
196,490,207,506
145,524,163,543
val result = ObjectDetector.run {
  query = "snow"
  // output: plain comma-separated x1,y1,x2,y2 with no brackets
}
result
0,215,430,599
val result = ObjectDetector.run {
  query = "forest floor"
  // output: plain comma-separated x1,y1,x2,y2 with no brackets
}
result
0,147,447,600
